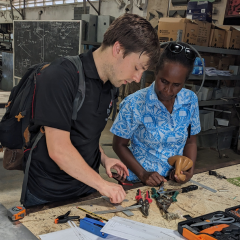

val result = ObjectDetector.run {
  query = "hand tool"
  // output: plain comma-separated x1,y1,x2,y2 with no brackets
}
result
135,189,152,216
190,214,235,227
200,224,230,234
80,217,108,238
77,206,109,222
54,210,80,224
7,205,26,221
152,188,173,214
158,184,198,196
209,170,227,179
101,196,133,217
92,204,142,214
111,172,133,186
190,179,217,193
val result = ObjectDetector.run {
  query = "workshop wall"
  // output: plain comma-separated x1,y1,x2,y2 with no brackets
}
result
0,0,146,23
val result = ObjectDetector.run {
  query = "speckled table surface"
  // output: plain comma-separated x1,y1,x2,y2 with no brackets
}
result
19,164,240,239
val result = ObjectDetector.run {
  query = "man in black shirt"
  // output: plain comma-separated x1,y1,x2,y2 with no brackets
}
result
24,13,160,207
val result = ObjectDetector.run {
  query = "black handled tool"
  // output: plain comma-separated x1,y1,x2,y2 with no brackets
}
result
55,211,80,224
209,170,227,179
181,185,198,193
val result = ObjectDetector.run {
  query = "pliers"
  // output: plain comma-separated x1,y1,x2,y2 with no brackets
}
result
54,210,80,224
135,189,152,217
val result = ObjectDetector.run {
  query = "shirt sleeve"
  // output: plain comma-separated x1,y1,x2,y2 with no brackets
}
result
34,60,78,132
110,96,141,139
190,93,201,135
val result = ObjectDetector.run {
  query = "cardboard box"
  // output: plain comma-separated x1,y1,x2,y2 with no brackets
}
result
196,20,212,46
158,18,199,44
209,25,226,48
202,53,219,68
187,1,213,23
218,55,236,70
218,25,240,49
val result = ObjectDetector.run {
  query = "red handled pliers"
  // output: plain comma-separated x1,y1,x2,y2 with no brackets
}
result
135,189,152,216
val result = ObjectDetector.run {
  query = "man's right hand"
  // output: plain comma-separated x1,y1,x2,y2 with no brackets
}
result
140,171,167,186
98,180,126,203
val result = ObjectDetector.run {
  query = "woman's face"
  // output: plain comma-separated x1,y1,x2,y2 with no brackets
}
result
155,61,189,102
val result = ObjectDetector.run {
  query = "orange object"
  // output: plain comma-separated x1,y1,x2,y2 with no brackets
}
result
200,224,229,234
168,155,193,181
7,206,26,221
182,228,217,240
15,112,24,122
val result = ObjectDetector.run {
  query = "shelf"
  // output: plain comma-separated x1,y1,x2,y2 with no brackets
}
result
189,75,240,81
82,41,101,46
199,126,237,135
191,45,240,56
198,99,240,106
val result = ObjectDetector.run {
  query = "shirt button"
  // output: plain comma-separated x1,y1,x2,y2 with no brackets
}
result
171,128,174,131
171,145,174,147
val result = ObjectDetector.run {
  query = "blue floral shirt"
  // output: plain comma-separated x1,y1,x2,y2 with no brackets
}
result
111,82,201,181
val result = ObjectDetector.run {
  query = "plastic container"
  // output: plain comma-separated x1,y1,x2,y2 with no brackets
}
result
192,85,213,100
199,110,214,131
215,118,229,126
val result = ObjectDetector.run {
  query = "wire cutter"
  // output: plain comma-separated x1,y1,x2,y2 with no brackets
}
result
135,189,152,217
190,214,235,227
54,210,80,224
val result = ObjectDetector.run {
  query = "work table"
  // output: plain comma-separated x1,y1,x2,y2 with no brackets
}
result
17,164,240,239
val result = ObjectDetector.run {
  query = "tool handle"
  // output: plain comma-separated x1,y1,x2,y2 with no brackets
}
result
200,224,230,234
135,189,142,201
151,188,159,199
181,185,198,193
209,170,217,176
68,216,80,220
145,191,152,203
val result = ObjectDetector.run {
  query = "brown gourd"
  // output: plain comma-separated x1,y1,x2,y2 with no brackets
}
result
168,155,193,182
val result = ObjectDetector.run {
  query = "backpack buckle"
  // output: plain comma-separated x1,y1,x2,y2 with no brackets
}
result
40,126,45,134
5,101,11,108
15,112,24,122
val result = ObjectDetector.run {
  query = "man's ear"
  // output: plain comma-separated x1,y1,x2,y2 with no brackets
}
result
112,41,123,59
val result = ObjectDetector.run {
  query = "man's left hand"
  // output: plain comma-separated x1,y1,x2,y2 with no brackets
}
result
103,157,129,180
169,169,193,184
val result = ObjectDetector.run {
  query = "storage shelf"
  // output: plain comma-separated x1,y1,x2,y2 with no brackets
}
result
199,126,237,135
189,75,240,81
198,99,240,106
192,45,240,56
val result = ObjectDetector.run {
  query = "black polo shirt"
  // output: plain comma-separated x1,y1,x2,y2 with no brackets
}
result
24,48,114,202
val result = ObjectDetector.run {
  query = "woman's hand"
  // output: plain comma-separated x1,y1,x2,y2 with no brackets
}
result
140,171,167,186
169,168,193,184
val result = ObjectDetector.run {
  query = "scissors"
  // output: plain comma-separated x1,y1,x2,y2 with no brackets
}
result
190,214,235,227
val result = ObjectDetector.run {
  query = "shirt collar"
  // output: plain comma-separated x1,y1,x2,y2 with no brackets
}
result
146,82,186,111
81,48,100,80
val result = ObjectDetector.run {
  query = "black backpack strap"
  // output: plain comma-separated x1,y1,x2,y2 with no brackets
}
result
20,130,44,204
64,56,85,121
111,87,119,121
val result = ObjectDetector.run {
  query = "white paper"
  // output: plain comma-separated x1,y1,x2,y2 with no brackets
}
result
101,217,186,240
39,226,126,240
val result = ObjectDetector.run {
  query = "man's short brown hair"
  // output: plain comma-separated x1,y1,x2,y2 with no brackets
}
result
102,13,160,69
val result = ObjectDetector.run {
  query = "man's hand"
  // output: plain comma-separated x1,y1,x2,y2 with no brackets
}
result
169,168,193,184
140,171,167,186
98,180,126,203
102,157,129,180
